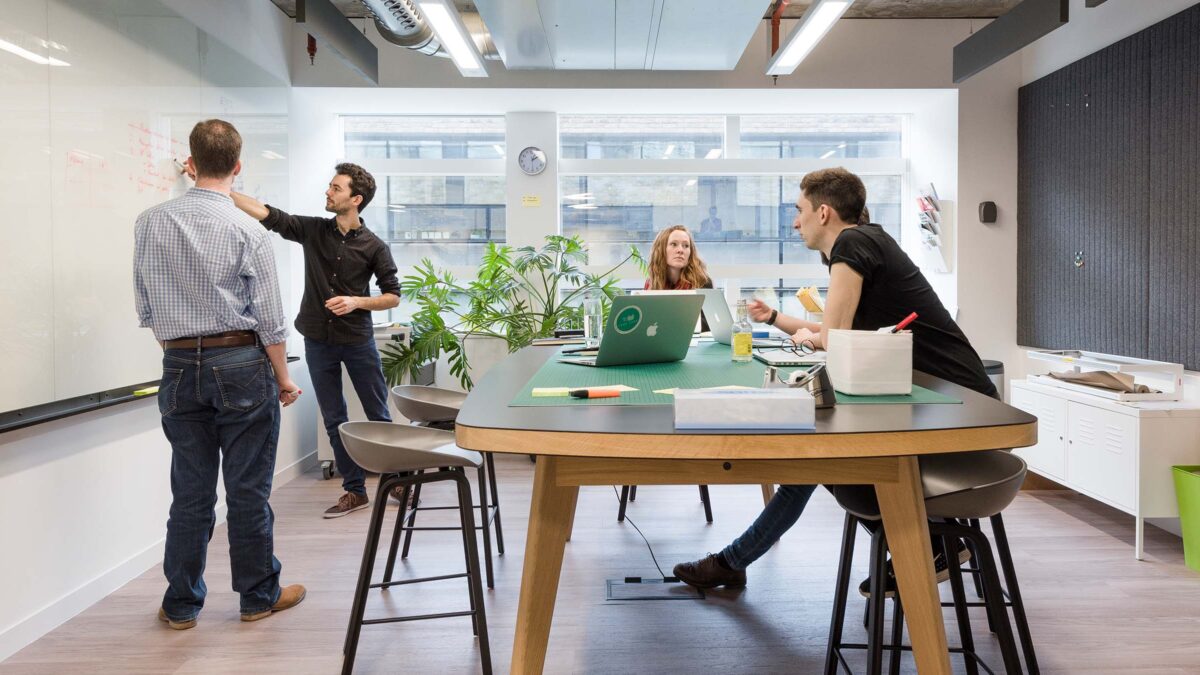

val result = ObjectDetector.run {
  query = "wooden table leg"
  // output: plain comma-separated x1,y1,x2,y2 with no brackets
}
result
875,456,951,675
511,456,577,675
565,484,579,543
760,483,776,506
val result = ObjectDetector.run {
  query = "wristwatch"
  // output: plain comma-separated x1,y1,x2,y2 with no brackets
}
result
766,309,778,326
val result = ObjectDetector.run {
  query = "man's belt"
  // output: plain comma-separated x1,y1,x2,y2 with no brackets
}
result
163,330,258,350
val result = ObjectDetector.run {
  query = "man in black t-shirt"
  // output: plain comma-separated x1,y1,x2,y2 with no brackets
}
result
673,167,994,592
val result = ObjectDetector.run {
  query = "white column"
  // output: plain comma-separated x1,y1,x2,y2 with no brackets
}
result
505,112,559,248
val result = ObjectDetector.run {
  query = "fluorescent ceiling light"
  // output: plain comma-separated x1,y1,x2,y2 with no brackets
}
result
563,192,593,201
704,149,722,159
663,144,676,158
765,0,852,76
417,0,487,77
260,150,286,160
819,149,837,159
0,38,69,66
685,179,697,187
568,204,598,210
491,144,504,156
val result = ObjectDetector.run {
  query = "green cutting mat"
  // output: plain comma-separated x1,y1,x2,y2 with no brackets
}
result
509,343,961,407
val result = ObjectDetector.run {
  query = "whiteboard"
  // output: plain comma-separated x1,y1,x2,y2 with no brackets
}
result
0,0,289,414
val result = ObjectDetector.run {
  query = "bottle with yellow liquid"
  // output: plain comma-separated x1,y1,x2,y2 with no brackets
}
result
731,299,753,362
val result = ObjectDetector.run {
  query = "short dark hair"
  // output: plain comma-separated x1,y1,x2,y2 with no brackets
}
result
335,162,376,210
189,119,241,178
800,167,866,224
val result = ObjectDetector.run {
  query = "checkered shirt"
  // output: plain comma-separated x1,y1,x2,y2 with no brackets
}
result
134,187,289,345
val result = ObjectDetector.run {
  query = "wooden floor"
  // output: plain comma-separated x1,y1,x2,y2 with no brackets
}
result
4,454,1200,674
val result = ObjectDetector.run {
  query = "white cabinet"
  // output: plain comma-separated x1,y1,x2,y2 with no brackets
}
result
1010,380,1200,560
1009,387,1067,480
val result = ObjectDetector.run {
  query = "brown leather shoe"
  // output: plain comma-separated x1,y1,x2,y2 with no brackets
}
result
157,607,197,630
241,584,306,622
324,492,369,518
673,553,747,589
389,485,416,510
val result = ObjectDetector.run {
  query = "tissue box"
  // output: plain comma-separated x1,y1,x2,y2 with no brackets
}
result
674,388,815,430
826,329,912,395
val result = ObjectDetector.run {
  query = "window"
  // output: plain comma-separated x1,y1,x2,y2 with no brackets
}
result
560,115,725,159
343,116,505,160
740,114,903,159
344,116,506,322
560,173,901,268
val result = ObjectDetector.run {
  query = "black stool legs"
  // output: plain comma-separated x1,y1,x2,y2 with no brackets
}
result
384,454,504,589
616,484,714,523
343,469,491,675
826,516,1035,675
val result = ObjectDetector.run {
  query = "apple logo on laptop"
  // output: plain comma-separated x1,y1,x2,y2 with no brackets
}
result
646,323,658,337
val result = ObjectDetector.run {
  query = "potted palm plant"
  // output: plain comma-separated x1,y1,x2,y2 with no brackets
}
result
381,234,643,391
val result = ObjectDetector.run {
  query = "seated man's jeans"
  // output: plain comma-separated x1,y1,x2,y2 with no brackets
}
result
304,337,392,496
721,484,818,570
159,345,282,621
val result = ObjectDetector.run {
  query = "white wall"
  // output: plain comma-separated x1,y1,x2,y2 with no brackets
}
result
0,0,316,662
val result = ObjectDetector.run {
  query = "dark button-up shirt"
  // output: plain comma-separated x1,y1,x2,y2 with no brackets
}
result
261,205,401,344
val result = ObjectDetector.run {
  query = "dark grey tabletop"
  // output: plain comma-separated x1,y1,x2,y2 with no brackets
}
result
455,346,1037,460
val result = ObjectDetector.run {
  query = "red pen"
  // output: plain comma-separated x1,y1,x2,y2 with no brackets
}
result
892,312,918,333
569,388,620,399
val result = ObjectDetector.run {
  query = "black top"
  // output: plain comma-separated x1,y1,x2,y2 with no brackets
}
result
827,224,997,397
261,205,401,344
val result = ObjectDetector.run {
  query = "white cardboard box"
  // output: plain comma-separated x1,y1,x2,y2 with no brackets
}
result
674,388,815,430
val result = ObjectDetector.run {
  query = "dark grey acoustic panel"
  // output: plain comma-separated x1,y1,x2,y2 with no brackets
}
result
1147,5,1200,370
1018,28,1151,359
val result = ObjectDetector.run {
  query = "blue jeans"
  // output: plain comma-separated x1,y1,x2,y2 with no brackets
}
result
159,345,282,621
304,337,392,495
721,484,818,570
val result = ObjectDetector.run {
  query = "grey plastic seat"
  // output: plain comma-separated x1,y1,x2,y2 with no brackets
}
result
339,421,481,473
338,421,491,675
390,384,468,425
388,385,504,590
825,450,1039,675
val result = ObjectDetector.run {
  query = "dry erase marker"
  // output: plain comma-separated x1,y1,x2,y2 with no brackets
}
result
892,312,918,333
569,388,620,399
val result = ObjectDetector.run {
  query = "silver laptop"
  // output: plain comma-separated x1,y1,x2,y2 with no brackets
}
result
753,349,827,367
698,289,792,348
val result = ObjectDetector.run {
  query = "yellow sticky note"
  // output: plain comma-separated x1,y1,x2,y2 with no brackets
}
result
521,195,541,207
532,387,570,397
133,386,160,396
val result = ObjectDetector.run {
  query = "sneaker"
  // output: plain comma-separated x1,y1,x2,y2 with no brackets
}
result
157,607,197,630
672,553,747,589
241,584,307,622
858,544,972,599
324,492,369,518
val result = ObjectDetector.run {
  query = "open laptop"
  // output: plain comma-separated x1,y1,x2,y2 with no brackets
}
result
559,294,703,367
753,349,826,367
697,289,794,348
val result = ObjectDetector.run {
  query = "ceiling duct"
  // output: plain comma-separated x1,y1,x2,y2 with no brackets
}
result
359,0,498,60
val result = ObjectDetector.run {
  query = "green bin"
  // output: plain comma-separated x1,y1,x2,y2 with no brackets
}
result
1172,466,1200,572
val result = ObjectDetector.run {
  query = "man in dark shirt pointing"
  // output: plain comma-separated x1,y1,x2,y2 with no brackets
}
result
234,163,401,518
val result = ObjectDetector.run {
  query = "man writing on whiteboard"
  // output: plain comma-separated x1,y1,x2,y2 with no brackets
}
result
134,119,305,630
231,165,402,518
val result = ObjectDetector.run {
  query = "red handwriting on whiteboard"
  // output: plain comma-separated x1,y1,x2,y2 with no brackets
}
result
126,122,187,196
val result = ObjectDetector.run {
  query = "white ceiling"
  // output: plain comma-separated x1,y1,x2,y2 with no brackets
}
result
472,0,772,71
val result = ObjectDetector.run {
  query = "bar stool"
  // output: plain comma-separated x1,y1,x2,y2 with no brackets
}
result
338,421,491,675
825,450,1039,675
389,385,503,589
617,484,715,523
